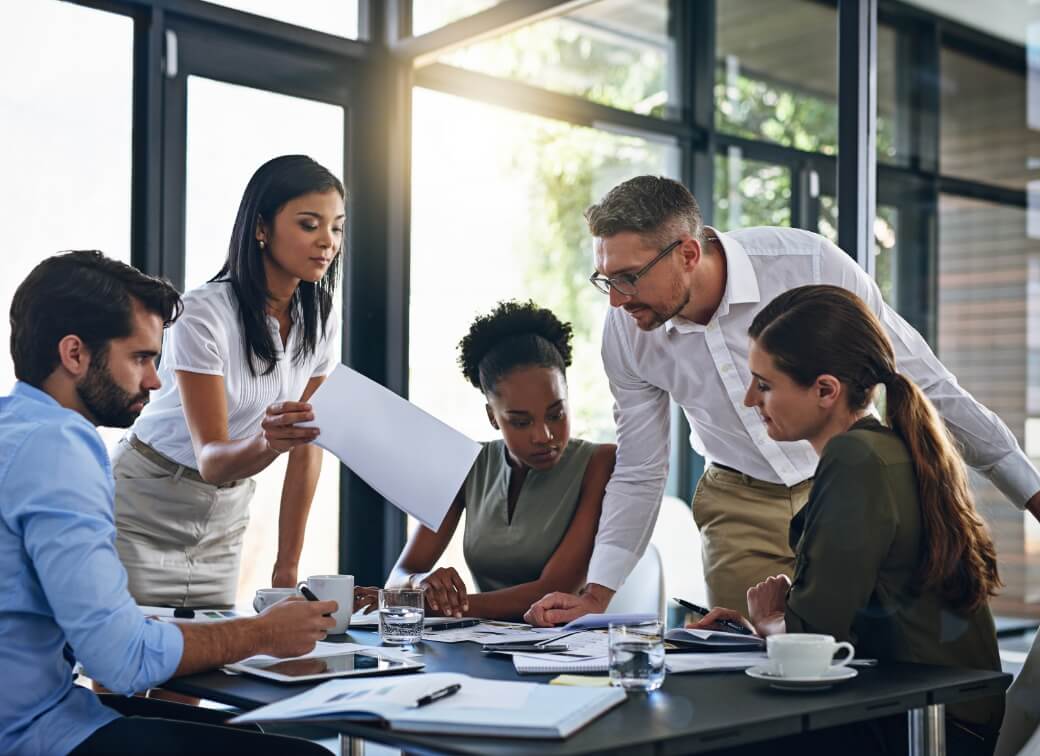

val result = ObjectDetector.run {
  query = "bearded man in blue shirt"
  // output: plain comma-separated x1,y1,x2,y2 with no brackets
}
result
0,251,337,756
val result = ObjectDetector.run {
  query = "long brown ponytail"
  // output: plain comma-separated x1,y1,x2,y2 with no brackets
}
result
750,285,1000,613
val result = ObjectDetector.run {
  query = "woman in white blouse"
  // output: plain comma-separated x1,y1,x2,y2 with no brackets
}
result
113,155,344,608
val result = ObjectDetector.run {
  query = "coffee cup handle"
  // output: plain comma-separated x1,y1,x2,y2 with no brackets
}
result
252,596,263,613
831,642,855,668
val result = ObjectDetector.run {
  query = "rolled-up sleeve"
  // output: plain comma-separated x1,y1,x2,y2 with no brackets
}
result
587,311,671,590
7,423,183,695
822,239,1040,509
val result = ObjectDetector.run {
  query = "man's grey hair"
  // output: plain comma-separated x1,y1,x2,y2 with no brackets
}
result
585,175,704,248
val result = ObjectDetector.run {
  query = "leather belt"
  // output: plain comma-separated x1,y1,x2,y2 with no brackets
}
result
710,462,813,488
127,434,241,488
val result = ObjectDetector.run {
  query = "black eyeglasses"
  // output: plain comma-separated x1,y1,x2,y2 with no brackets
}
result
588,239,682,297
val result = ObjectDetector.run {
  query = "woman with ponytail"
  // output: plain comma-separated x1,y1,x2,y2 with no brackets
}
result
696,284,1003,754
385,301,616,620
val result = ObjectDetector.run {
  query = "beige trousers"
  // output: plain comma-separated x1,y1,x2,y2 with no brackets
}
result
691,465,812,616
112,439,255,608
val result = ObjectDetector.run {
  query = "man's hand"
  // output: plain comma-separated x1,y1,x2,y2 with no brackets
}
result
412,567,468,618
271,562,298,589
1027,490,1040,523
746,574,790,635
524,584,613,627
255,596,337,658
260,401,320,454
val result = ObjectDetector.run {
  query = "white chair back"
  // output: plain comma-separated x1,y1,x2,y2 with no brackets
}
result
995,630,1040,755
651,494,707,607
606,542,665,618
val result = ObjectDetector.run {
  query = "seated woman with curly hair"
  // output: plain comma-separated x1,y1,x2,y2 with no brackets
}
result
385,301,616,620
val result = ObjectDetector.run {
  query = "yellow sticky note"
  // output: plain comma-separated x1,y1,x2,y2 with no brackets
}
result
549,675,613,687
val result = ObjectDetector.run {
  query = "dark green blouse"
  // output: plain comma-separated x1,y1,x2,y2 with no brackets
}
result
786,417,1003,733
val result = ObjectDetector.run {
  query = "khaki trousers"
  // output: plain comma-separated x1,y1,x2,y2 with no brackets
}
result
112,439,255,608
691,465,812,616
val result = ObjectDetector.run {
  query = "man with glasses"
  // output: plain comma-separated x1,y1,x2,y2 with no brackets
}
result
525,175,1040,625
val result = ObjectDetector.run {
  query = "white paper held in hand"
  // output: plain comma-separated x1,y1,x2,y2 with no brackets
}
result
301,364,481,530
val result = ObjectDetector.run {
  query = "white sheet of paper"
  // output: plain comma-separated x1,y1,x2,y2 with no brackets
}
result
303,364,481,530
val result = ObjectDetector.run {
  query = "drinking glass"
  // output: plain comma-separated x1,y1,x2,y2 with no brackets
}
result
608,620,666,691
378,588,425,645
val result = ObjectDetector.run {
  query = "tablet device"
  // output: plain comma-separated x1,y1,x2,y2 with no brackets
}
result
227,650,424,683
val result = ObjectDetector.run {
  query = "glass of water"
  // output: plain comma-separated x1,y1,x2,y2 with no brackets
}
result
378,588,425,645
608,620,666,692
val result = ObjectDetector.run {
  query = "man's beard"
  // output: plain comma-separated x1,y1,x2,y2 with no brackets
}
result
629,286,691,330
76,351,149,428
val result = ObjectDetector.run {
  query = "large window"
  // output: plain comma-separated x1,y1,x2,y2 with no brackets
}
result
410,88,678,442
0,1,132,452
408,87,678,581
435,0,677,118
204,1,359,38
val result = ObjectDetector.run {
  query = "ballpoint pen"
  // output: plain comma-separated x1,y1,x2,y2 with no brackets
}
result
300,585,334,617
424,618,481,632
673,598,755,636
414,683,462,707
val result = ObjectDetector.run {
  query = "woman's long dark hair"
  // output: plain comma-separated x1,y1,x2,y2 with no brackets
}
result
213,155,345,376
749,285,1001,614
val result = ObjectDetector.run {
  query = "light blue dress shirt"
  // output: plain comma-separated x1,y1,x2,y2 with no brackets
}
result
0,382,184,756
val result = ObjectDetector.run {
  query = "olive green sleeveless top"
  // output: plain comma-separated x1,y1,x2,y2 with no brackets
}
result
462,438,597,593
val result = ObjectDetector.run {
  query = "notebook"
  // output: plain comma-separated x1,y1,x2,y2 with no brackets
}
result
663,628,765,653
230,672,626,738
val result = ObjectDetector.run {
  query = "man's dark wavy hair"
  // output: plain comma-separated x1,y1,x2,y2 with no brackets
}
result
10,250,182,387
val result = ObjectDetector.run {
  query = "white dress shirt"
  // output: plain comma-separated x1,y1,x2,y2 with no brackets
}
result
589,225,1040,590
131,280,338,468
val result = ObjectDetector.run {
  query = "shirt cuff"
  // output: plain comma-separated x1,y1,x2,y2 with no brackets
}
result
587,543,641,592
148,619,185,686
986,447,1040,510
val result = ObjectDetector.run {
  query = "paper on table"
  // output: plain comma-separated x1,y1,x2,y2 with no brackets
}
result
665,652,768,674
302,364,481,530
561,612,658,630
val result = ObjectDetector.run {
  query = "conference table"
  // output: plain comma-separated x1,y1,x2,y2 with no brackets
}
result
165,629,1010,756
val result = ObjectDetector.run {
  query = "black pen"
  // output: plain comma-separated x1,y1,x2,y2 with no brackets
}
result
673,598,755,636
414,683,461,707
299,585,333,618
425,619,481,632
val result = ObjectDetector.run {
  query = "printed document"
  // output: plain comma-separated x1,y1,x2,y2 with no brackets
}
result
302,364,481,530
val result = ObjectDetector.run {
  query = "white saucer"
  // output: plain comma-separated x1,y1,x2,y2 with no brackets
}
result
745,664,858,691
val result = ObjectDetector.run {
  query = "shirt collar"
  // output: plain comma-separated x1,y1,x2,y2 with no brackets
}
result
12,381,63,408
664,227,761,334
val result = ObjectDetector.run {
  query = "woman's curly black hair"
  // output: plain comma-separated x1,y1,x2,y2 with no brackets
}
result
457,300,573,394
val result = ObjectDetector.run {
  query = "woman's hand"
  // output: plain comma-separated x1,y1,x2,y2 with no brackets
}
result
261,401,320,454
412,567,468,618
746,574,790,635
354,586,379,614
687,607,756,634
271,563,298,589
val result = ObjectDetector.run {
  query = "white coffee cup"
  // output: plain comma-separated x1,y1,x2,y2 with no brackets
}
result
299,574,354,634
253,587,299,613
766,633,855,678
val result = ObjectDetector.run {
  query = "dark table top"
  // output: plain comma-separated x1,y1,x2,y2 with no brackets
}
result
166,630,1010,755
